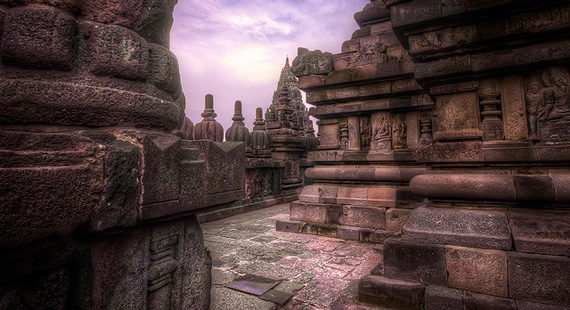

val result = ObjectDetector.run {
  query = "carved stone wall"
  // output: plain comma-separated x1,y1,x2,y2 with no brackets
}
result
277,2,429,248
357,0,570,309
0,1,214,308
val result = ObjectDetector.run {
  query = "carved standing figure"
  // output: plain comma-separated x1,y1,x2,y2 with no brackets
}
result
541,67,570,121
525,77,543,140
392,119,407,149
360,116,371,148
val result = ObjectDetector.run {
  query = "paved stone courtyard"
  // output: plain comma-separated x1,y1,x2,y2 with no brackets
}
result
203,203,384,309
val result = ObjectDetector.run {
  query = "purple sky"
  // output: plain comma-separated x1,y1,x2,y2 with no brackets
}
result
171,0,369,131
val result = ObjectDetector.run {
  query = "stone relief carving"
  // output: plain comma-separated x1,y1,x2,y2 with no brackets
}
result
539,66,570,142
525,75,543,140
523,66,570,142
371,112,391,149
420,111,433,145
148,226,179,309
352,37,387,66
392,117,407,149
360,116,371,149
478,79,504,141
291,47,334,77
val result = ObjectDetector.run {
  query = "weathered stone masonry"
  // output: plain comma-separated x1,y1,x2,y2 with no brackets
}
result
0,1,214,308
279,0,570,309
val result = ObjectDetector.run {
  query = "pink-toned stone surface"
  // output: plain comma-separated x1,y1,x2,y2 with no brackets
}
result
445,245,508,297
204,204,382,310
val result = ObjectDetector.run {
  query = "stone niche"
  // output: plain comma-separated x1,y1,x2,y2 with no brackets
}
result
0,1,217,308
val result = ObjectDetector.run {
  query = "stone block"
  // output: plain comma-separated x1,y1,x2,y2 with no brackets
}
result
508,252,570,306
340,205,386,229
358,275,425,309
1,6,76,70
386,208,411,231
516,300,570,310
445,245,508,297
275,220,304,233
463,292,516,310
425,285,463,310
509,209,570,256
403,206,512,250
337,226,360,241
141,134,180,206
148,43,181,95
80,0,145,30
290,201,325,223
409,173,516,201
89,24,149,80
383,238,447,286
513,175,554,201
290,202,336,224
367,186,397,207
297,75,326,89
337,186,368,206
187,141,245,207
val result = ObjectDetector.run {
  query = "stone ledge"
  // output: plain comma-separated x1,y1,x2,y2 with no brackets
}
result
358,275,425,309
402,206,512,250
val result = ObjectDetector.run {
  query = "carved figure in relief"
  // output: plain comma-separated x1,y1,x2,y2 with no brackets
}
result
354,40,386,65
291,47,334,77
541,67,570,121
372,113,390,141
525,76,543,140
392,119,407,149
360,116,371,148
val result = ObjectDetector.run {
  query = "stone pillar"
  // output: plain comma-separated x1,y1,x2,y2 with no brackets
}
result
358,1,570,308
0,1,211,308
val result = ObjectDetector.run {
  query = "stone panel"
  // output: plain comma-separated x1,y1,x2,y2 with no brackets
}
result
383,238,447,286
508,252,570,306
445,245,508,297
501,75,528,140
433,92,482,140
340,205,386,229
403,206,512,250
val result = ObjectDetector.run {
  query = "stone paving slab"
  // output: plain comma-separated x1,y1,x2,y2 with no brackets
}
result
202,203,385,310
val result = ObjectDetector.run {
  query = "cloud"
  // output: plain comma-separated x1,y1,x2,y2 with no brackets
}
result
171,0,368,131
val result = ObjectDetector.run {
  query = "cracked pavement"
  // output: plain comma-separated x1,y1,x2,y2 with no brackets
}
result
202,203,384,309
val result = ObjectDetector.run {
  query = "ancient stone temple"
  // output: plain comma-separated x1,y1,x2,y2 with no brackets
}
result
0,1,218,308
265,58,317,191
280,0,570,309
278,1,427,244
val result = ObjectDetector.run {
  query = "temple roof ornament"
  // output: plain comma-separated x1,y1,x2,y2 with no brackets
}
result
193,94,224,141
226,100,250,146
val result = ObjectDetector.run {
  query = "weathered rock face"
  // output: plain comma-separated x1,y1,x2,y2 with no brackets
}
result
0,1,212,308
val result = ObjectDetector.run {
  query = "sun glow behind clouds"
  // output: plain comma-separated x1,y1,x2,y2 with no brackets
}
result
171,0,368,131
